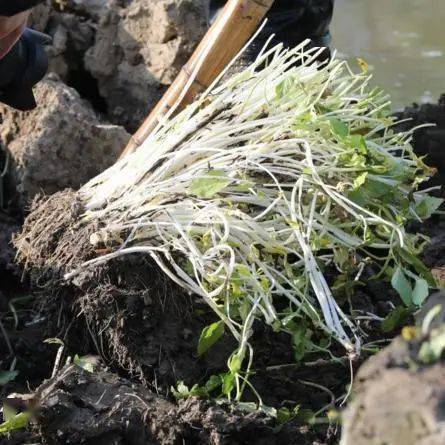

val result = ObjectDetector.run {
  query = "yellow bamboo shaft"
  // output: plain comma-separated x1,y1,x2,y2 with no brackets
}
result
120,0,275,158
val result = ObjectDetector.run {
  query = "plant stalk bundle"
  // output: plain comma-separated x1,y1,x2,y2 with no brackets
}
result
18,40,440,401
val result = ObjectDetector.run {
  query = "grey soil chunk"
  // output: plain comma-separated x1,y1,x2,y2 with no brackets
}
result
39,0,208,132
32,363,312,445
342,336,445,445
0,75,130,207
84,0,208,131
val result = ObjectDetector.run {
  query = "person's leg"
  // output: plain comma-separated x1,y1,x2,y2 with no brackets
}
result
209,0,334,75
209,0,335,50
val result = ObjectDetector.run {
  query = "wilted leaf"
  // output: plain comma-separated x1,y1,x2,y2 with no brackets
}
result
44,338,64,346
259,405,277,418
401,326,419,341
356,57,369,73
237,402,258,413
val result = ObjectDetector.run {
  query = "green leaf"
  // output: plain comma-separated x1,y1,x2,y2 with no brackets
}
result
348,188,367,206
277,407,291,424
234,264,251,278
188,384,207,398
188,170,232,199
275,78,295,99
197,321,225,356
0,371,18,386
329,118,349,139
364,179,394,200
348,135,368,154
391,267,413,306
415,196,443,219
277,407,299,424
171,381,191,399
396,248,436,286
205,375,222,394
296,408,316,424
412,279,429,306
0,412,30,435
381,306,413,333
171,381,207,399
353,172,368,189
3,405,17,423
228,352,243,374
222,372,235,396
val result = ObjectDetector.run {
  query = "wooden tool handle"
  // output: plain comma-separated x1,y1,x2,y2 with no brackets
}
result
120,0,275,158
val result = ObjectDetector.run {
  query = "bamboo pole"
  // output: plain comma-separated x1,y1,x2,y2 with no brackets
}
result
120,0,275,158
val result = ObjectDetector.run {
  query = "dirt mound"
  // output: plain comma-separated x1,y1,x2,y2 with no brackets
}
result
14,190,232,390
87,0,207,130
0,75,130,209
342,331,445,445
6,362,322,445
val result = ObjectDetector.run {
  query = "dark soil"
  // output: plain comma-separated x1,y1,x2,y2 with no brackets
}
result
4,363,329,445
0,212,55,433
394,94,445,196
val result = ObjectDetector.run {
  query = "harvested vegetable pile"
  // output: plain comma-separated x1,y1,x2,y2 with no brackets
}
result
16,41,441,403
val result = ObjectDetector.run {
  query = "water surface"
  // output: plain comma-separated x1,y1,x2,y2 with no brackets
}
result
331,0,445,109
